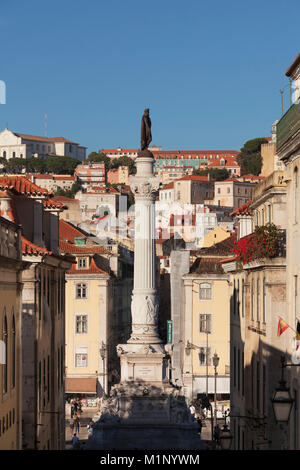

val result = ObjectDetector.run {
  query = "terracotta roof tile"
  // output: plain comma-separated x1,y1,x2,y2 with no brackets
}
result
230,200,252,216
59,239,110,254
59,220,88,243
67,257,108,275
22,236,51,256
0,176,49,196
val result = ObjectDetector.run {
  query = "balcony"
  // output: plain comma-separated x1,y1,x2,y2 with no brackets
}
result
252,170,286,202
276,102,300,158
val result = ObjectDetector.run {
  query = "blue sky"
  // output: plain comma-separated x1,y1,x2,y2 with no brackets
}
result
0,0,299,155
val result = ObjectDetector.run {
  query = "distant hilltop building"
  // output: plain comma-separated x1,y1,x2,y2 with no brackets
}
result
0,128,86,160
100,147,240,176
75,162,106,187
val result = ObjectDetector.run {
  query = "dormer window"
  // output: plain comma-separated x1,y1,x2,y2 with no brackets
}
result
78,257,88,269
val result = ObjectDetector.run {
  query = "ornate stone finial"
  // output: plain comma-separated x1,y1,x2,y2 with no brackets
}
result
141,108,152,151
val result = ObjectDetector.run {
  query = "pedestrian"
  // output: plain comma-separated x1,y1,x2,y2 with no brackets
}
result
72,433,80,450
196,417,202,435
75,415,80,434
189,402,196,416
87,419,94,438
73,400,78,414
70,404,74,418
213,424,221,446
69,418,75,436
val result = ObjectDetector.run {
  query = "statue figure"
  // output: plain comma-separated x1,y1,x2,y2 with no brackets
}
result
141,108,152,151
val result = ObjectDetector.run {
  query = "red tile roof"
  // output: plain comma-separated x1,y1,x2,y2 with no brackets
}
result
161,182,174,190
67,257,108,275
286,52,300,76
59,239,110,254
43,198,65,209
22,236,51,256
177,175,209,182
15,133,78,144
230,201,252,216
59,219,88,244
0,176,49,196
53,196,79,202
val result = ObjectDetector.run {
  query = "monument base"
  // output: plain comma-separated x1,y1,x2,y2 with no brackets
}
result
87,382,203,450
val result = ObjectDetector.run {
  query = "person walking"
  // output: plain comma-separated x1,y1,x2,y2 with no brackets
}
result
196,416,202,436
75,415,80,434
72,433,80,450
87,419,94,438
69,418,75,436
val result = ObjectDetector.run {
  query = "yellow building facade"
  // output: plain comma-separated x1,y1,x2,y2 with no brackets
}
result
0,217,24,450
182,265,230,405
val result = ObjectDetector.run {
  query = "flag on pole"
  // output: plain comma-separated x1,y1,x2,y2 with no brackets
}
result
277,317,290,337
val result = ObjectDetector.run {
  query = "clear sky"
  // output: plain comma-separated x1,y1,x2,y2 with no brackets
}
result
0,0,299,155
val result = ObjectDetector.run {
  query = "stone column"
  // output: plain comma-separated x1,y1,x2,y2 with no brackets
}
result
128,150,161,345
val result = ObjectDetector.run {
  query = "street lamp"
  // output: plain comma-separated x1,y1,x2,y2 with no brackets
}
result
219,410,233,450
212,352,219,428
99,341,107,396
271,356,294,424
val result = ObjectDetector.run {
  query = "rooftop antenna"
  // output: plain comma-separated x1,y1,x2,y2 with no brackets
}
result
44,110,47,137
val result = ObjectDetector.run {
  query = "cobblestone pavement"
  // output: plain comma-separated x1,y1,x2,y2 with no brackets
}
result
65,406,99,450
65,407,216,450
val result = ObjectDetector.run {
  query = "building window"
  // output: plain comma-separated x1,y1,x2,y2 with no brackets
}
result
295,275,298,320
3,151,6,159
47,355,50,402
11,314,16,389
295,167,298,224
262,207,264,226
12,151,16,158
263,277,266,323
75,314,88,334
257,278,260,322
75,348,88,367
268,205,271,223
251,279,254,321
3,312,8,394
199,283,212,300
78,257,88,269
76,283,87,299
242,279,245,318
233,346,236,388
199,313,212,333
257,361,260,413
198,347,211,366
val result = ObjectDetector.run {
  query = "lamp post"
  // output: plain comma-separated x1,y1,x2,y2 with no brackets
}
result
219,410,233,450
100,341,107,396
271,356,294,424
212,352,219,429
271,356,295,450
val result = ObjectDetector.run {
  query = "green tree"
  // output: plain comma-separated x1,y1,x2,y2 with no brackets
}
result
192,167,229,181
87,152,111,170
4,158,26,174
110,155,136,174
237,138,268,176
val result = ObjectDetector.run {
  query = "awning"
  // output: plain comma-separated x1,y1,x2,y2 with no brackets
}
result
65,378,97,394
193,377,230,394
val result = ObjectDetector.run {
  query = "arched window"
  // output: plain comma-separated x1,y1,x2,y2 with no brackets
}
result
199,283,212,300
11,313,15,389
12,152,16,158
3,311,8,394
3,151,6,159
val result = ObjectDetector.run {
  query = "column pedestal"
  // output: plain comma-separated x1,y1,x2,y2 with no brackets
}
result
88,150,203,450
